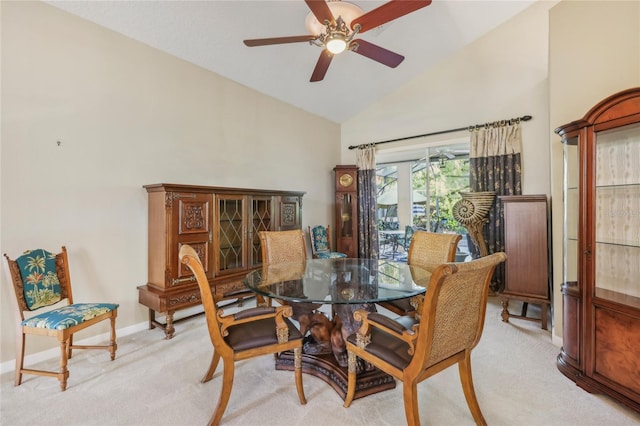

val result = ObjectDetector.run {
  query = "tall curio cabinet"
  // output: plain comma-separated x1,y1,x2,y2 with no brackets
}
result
555,87,640,413
334,165,358,258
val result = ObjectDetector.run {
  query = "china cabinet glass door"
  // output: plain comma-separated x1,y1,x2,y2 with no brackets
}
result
563,139,579,289
593,123,640,308
250,197,272,267
218,195,246,273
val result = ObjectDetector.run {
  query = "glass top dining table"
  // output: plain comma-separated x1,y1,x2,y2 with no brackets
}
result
243,258,432,305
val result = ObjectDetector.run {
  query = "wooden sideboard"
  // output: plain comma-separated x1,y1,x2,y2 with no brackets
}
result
138,183,304,338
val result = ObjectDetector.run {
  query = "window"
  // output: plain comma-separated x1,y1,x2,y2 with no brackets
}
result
376,165,399,230
376,141,472,261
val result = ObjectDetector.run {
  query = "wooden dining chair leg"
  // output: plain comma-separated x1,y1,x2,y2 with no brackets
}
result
293,347,307,404
67,334,74,359
343,351,357,408
210,361,234,426
109,316,117,360
201,351,221,383
459,352,487,426
57,337,70,391
15,332,25,386
402,380,420,426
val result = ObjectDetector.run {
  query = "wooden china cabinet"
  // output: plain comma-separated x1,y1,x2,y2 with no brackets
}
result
138,183,304,339
555,87,640,413
334,165,358,258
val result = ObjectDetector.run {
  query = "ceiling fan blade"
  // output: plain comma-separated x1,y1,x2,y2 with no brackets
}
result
351,39,404,68
244,35,316,47
310,50,333,82
351,0,432,33
305,0,335,26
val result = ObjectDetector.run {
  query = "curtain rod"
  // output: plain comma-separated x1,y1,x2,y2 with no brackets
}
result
347,115,532,150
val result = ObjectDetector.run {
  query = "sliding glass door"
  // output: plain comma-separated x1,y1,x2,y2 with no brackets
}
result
376,142,472,261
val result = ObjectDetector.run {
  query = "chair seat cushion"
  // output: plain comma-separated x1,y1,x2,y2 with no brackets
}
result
381,298,415,314
316,252,347,259
347,327,413,370
21,303,119,330
226,317,303,352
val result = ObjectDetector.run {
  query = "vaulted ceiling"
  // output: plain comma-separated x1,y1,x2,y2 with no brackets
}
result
46,0,535,123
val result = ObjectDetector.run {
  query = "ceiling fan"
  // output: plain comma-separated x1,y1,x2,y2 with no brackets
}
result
243,0,432,82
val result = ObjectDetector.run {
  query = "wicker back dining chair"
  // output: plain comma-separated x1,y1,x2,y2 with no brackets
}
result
259,229,307,264
343,252,507,426
179,244,306,426
4,246,118,391
378,231,462,316
259,229,318,317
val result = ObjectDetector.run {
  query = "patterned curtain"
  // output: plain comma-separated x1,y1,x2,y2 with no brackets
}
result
469,121,522,292
356,144,379,259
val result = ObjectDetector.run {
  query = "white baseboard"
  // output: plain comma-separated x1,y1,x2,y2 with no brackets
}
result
0,321,149,375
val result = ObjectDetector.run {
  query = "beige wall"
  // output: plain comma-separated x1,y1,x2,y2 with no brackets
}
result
0,1,340,365
548,1,640,339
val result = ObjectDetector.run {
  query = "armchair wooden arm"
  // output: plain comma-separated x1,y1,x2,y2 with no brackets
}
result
353,309,419,355
218,305,294,343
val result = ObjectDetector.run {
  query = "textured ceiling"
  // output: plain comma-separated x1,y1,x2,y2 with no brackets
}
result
46,0,535,123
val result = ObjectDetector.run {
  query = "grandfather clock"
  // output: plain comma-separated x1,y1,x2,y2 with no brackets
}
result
334,165,358,258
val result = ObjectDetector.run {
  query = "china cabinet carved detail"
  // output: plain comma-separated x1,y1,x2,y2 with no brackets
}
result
334,165,358,258
555,87,640,413
138,183,304,339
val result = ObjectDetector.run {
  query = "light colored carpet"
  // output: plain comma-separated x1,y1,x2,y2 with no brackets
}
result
2,297,640,426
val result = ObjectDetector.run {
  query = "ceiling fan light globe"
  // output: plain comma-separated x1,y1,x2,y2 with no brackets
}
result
326,38,347,54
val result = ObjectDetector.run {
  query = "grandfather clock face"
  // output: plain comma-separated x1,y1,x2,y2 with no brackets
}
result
339,173,353,188
336,170,356,192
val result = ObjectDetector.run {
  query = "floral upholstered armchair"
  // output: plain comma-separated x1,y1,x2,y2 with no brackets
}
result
308,225,347,259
